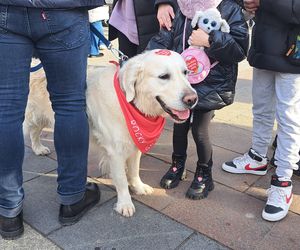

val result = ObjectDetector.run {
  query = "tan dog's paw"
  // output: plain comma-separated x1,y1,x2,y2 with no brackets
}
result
131,183,154,195
114,202,136,217
32,145,51,156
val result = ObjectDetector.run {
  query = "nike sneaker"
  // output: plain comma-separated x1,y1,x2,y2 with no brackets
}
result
262,175,293,221
222,148,268,175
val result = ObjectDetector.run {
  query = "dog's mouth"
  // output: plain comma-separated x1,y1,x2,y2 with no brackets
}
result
156,96,190,122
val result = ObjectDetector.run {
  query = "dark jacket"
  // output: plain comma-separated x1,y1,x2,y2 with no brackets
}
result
147,0,249,110
109,0,177,53
0,0,104,8
248,0,300,73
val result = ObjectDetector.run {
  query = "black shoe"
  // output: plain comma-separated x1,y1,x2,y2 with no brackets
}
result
186,162,214,200
0,211,24,240
59,183,100,226
160,154,187,189
272,135,278,149
88,53,104,58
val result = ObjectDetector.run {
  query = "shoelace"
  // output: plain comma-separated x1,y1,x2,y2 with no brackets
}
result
266,186,287,206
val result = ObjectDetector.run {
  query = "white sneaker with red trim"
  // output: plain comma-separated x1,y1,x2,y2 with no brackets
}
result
262,175,293,222
222,148,268,175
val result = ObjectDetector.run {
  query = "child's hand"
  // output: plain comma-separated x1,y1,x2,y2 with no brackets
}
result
157,4,175,31
188,29,210,48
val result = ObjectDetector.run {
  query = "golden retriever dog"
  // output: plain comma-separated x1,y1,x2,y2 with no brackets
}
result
24,50,198,217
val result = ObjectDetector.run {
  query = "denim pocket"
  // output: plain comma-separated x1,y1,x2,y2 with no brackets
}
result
0,5,8,37
43,9,89,49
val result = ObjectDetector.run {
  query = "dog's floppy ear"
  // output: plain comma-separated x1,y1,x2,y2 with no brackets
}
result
119,55,144,102
220,19,230,33
191,11,204,28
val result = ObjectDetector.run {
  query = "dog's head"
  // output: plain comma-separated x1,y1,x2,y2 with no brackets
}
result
118,49,198,123
191,8,230,34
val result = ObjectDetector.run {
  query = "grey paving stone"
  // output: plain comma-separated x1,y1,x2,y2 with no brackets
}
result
23,173,116,235
48,199,193,250
23,146,57,182
0,223,59,250
180,233,228,250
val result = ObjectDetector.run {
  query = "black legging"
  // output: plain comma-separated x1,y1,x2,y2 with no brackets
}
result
173,109,214,165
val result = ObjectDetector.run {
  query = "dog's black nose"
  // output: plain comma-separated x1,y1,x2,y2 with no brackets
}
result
182,93,198,108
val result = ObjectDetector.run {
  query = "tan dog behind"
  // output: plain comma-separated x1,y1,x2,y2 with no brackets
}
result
25,50,198,217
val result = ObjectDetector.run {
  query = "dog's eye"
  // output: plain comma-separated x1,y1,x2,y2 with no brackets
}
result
203,18,209,24
183,70,189,75
159,73,170,80
211,21,217,27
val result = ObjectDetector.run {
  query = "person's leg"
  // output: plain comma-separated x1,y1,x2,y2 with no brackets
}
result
0,4,33,238
274,73,300,178
97,21,106,48
160,116,191,189
252,68,276,156
89,21,103,57
222,68,273,175
191,109,214,164
262,73,300,222
186,109,214,199
117,30,138,58
32,8,100,215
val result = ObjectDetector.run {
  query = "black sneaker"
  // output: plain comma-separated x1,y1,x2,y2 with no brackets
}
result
59,183,100,226
0,211,24,240
160,154,187,189
186,164,214,200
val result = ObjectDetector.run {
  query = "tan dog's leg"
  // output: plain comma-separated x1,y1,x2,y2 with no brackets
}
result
127,151,154,195
28,122,50,156
110,157,136,217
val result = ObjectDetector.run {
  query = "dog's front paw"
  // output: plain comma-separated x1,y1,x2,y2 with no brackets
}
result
32,145,51,156
114,202,136,217
131,183,154,195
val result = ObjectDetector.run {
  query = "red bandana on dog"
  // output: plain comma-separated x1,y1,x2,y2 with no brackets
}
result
113,70,166,153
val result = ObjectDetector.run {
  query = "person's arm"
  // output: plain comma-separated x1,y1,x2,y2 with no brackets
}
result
203,4,249,64
259,0,300,25
155,0,178,30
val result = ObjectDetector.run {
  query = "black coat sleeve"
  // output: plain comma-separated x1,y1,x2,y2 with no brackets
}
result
205,2,249,64
260,0,300,25
146,27,174,50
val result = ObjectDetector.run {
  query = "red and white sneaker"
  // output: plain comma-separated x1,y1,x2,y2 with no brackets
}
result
222,148,268,175
262,175,293,222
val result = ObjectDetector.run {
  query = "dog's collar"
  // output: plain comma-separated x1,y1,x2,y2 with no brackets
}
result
113,69,165,153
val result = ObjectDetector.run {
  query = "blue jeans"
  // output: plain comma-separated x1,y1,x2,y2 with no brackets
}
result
0,5,90,217
90,21,105,56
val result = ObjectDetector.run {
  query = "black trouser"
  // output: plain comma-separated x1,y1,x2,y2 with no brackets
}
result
117,31,138,58
173,109,214,165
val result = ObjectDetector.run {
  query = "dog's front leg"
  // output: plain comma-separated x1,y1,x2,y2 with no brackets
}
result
110,157,135,217
29,125,51,156
127,150,154,195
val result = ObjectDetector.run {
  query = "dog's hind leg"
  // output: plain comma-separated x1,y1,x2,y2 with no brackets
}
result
109,156,136,217
127,150,154,195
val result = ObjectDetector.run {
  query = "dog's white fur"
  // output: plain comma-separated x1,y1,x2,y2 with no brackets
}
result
24,50,197,217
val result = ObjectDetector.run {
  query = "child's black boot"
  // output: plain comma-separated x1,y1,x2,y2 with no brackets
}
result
160,154,187,189
186,160,214,200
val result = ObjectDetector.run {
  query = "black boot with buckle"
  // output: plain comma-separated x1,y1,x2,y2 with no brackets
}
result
160,154,187,189
186,160,214,200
